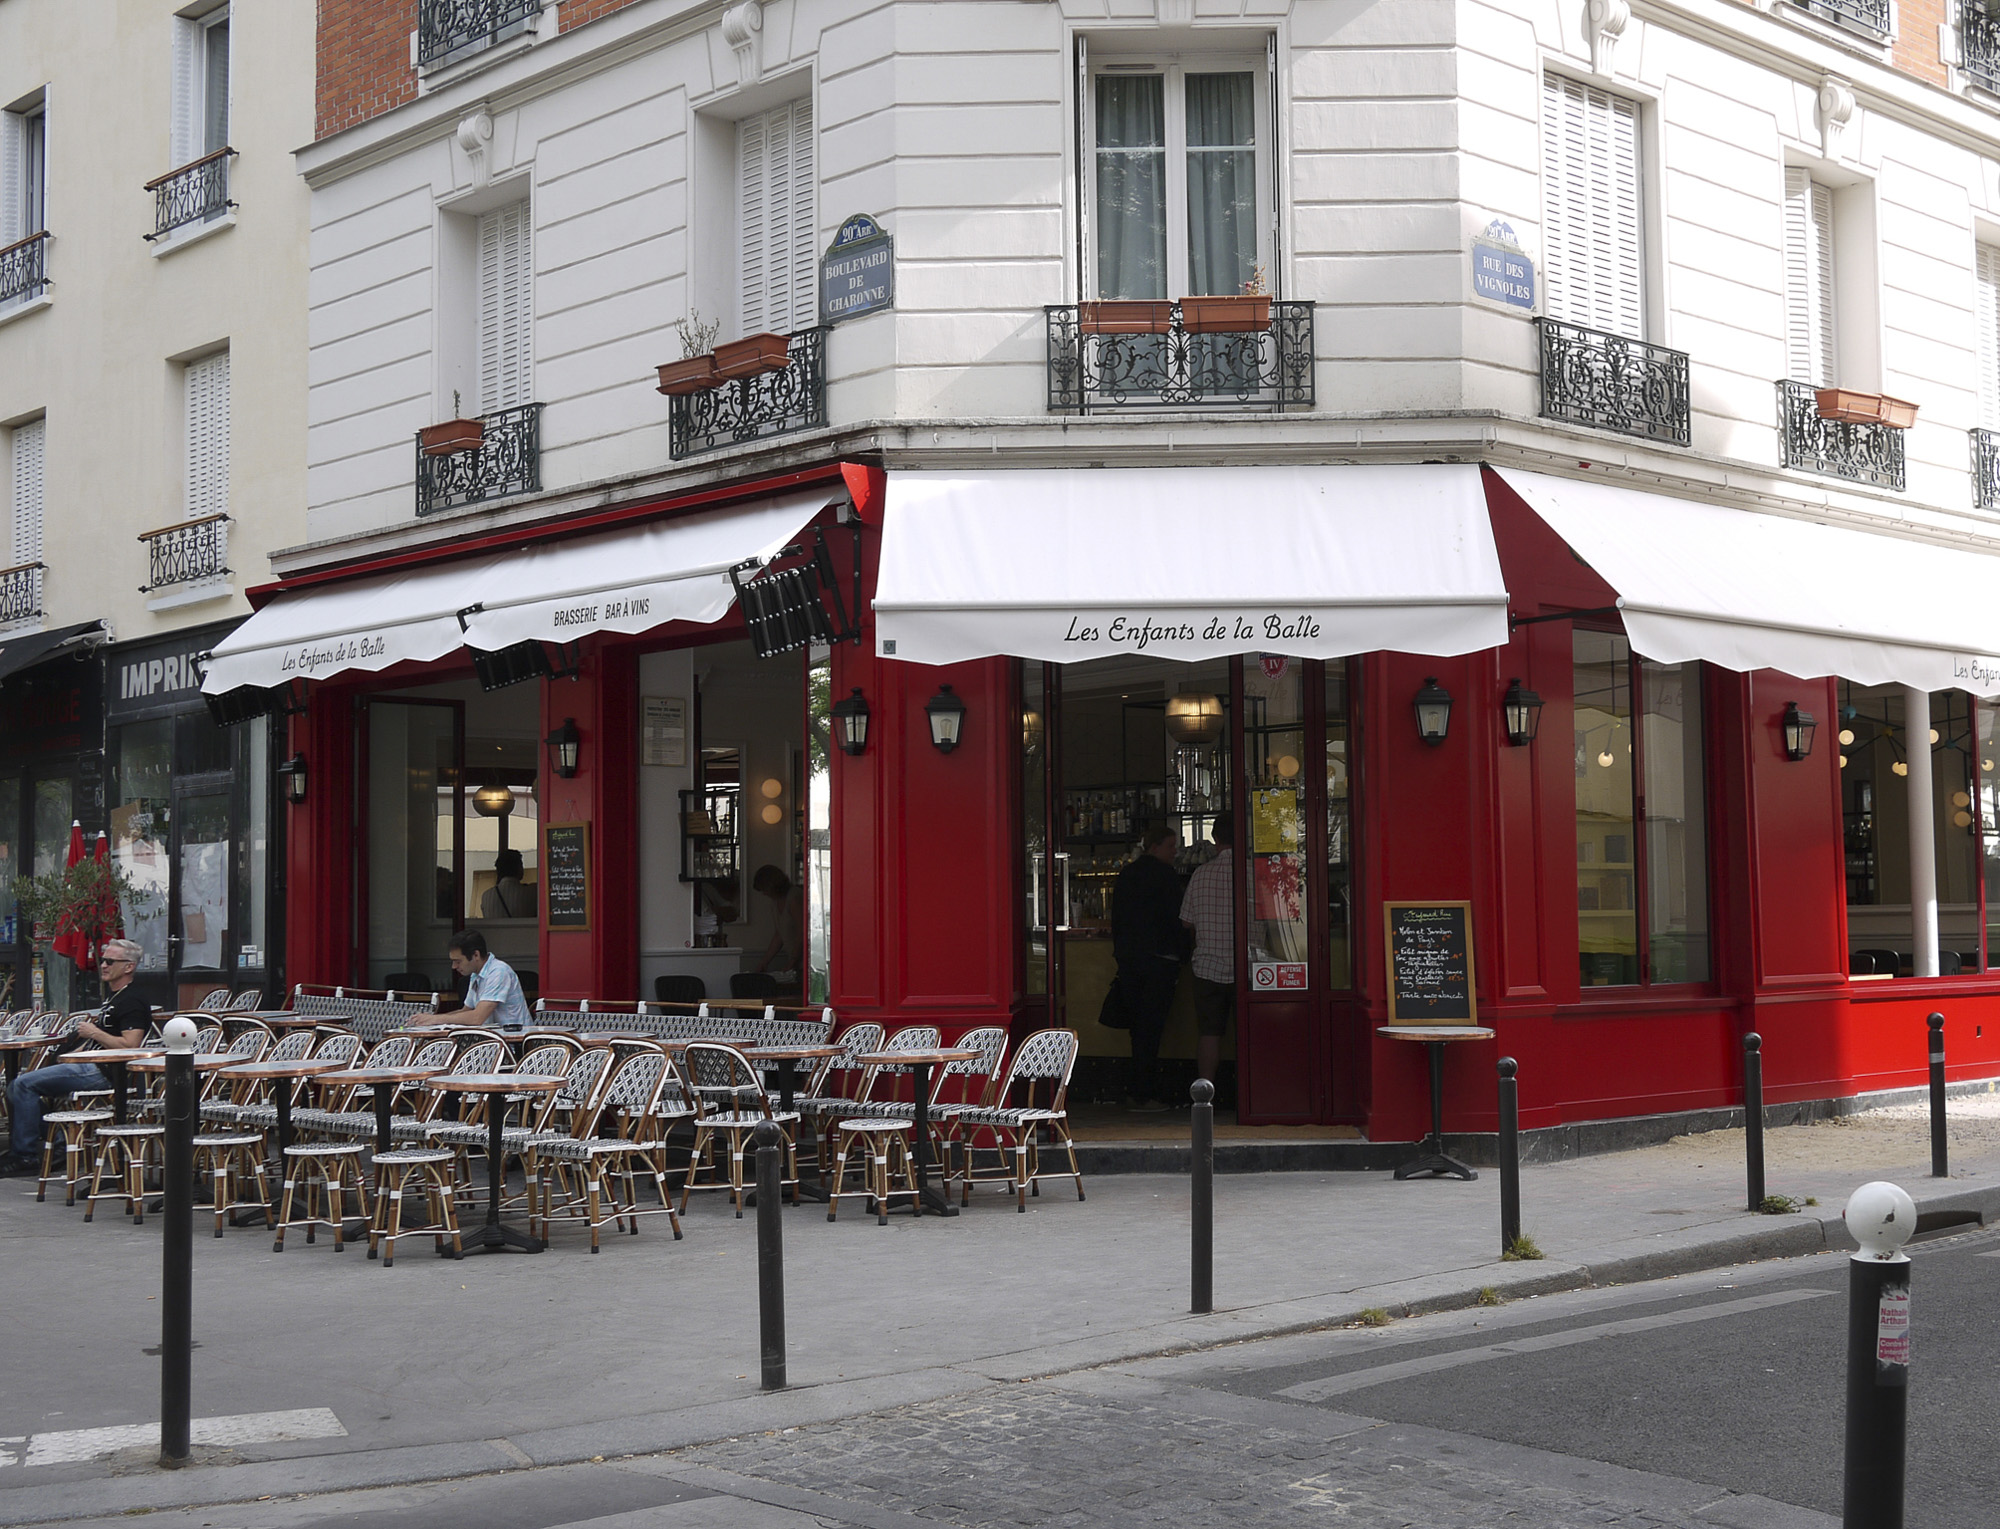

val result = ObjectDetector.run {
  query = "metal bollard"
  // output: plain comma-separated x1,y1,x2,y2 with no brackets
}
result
1743,1032,1765,1212
159,1017,199,1468
1497,1058,1521,1256
752,1118,786,1391
1926,1013,1947,1180
1190,1079,1214,1314
1843,1181,1914,1528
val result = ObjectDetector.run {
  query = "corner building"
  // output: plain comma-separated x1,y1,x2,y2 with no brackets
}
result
228,0,2000,1142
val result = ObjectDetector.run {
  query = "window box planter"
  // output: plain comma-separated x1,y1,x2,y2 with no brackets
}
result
656,355,719,395
1815,389,1918,429
419,417,486,457
713,333,793,380
1179,295,1271,334
1077,300,1174,335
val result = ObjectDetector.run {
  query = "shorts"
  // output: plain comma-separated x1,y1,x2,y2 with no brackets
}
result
1191,975,1235,1038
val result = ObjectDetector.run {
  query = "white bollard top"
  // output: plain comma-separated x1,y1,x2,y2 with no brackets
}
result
1844,1180,1916,1262
161,1016,199,1055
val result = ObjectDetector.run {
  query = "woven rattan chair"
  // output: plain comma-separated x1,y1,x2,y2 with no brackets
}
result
192,988,232,1013
528,1050,682,1251
225,989,265,1012
679,1042,799,1217
234,1030,363,1131
291,1033,416,1140
193,1126,271,1237
273,1139,370,1253
83,1119,166,1223
365,1146,462,1266
949,1028,1083,1212
202,1028,310,1127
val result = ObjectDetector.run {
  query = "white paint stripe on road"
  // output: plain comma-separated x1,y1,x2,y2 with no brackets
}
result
1276,1290,1832,1403
0,1408,345,1468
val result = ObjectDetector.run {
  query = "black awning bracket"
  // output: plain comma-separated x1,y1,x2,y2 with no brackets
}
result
1509,602,1623,630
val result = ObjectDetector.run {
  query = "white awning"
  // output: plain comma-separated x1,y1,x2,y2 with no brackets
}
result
202,490,830,696
872,466,1509,665
1495,468,2000,697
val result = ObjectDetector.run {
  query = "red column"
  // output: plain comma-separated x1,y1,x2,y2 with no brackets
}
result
284,687,357,988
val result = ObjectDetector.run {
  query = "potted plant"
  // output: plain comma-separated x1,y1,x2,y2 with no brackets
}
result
657,311,721,395
14,852,155,979
419,391,485,456
713,332,794,380
1180,266,1272,334
1078,300,1174,335
1814,389,1919,429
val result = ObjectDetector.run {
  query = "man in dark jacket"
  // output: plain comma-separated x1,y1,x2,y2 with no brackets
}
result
1112,827,1183,1111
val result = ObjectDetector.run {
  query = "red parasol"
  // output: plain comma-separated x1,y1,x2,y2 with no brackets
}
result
86,832,119,970
50,821,85,967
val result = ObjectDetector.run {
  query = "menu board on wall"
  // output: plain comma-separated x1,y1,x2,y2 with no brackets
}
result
1383,901,1476,1023
544,823,590,931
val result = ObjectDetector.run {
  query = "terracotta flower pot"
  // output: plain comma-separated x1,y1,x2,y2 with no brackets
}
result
419,418,485,456
712,333,794,380
1814,389,1920,430
1078,300,1174,335
656,355,719,395
1179,295,1272,334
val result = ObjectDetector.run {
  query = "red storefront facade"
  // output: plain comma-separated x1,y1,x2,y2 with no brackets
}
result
245,457,2000,1147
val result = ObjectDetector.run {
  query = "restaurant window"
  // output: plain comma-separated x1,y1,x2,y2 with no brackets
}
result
805,645,833,1003
1325,662,1353,989
1574,631,1709,986
738,99,816,336
1087,55,1270,300
1541,74,1643,339
1244,655,1306,974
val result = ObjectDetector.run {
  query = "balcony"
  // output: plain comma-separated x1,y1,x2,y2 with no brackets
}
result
1536,318,1690,446
1044,301,1315,413
418,0,542,69
0,563,44,628
1973,429,2000,511
1787,0,1890,32
415,403,543,517
139,514,230,598
668,328,827,461
0,232,49,307
143,149,234,243
1966,0,2000,92
1777,380,1906,491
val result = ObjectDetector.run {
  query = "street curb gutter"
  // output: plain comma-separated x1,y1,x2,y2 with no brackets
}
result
0,1179,1992,1527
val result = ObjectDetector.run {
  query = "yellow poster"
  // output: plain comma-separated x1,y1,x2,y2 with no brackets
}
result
1251,789,1300,854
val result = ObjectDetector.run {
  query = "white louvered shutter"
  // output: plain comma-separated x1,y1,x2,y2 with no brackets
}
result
1540,74,1644,339
1783,169,1837,387
788,97,816,331
0,111,21,243
477,201,532,413
1976,246,2000,431
10,420,44,568
738,101,816,336
185,352,230,519
171,18,198,170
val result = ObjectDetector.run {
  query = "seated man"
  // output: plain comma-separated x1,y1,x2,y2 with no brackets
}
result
2,939,155,1175
445,928,532,1032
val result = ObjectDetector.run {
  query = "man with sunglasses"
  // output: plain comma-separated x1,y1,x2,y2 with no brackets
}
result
1,938,156,1175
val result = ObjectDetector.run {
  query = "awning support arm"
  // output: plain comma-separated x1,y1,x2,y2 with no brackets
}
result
1509,603,1623,630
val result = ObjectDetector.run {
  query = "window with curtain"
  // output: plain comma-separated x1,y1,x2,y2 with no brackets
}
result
1091,62,1266,301
185,351,230,520
1783,169,1837,386
1540,74,1644,339
1976,244,2000,432
739,100,817,336
1574,631,1710,987
477,201,533,413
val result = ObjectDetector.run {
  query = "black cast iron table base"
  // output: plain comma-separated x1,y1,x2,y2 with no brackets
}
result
1393,1040,1478,1182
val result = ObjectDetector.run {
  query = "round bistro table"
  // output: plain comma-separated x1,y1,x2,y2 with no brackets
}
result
1375,1025,1497,1181
855,1048,980,1217
420,1072,563,1254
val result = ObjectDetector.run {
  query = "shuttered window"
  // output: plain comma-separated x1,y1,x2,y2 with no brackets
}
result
1783,170,1838,387
171,10,229,169
1977,245,2000,432
10,419,43,570
739,100,817,336
185,351,230,519
1541,75,1644,339
477,201,533,414
2,102,47,244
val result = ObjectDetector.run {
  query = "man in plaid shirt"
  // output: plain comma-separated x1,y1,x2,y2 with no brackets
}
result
1180,816,1235,1086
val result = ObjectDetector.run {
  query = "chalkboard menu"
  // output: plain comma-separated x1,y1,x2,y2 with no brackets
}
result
544,823,589,931
1383,902,1476,1023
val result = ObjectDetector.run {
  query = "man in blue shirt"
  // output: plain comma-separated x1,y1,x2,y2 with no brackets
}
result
447,928,532,1031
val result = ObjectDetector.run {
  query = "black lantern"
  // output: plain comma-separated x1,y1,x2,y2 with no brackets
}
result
546,717,581,779
1413,677,1452,747
831,687,871,756
276,752,308,805
1783,701,1817,762
926,685,967,753
1502,678,1543,747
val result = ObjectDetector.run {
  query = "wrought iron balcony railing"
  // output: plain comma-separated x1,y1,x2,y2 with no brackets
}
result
1044,301,1315,412
143,149,235,242
1536,318,1690,446
1965,0,2000,92
0,563,45,627
1787,0,1891,32
418,0,542,68
1777,380,1906,491
1973,428,2000,511
139,514,230,594
415,403,543,517
669,328,827,460
0,232,49,306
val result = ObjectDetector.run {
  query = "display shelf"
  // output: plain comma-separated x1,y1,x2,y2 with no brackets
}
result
679,786,740,884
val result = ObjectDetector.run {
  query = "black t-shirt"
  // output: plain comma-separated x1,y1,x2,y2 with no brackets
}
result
1112,854,1185,965
100,984,156,1045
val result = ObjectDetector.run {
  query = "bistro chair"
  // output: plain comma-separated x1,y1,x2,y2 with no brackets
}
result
528,1050,681,1252
823,1116,916,1224
654,974,706,1005
193,988,233,1014
364,1143,463,1266
33,1021,114,1206
83,1115,166,1224
234,1030,363,1133
428,1044,614,1226
291,1033,417,1141
729,972,780,1001
225,990,266,1012
384,1040,489,1146
421,1042,573,1198
273,1134,371,1254
949,1028,1084,1212
202,1028,313,1127
865,1025,1009,1171
679,1042,798,1217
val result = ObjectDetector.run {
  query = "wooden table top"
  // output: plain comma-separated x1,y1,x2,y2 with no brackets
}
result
71,1048,162,1064
0,1036,52,1049
339,1065,448,1085
424,1072,563,1094
127,1054,235,1072
220,1058,354,1079
856,1048,981,1067
744,1043,843,1061
1375,1026,1496,1042
259,1014,326,1029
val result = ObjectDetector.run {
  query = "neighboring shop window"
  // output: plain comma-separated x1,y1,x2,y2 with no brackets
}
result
31,776,71,1009
1540,74,1643,339
1090,59,1267,300
477,202,533,413
806,646,834,1004
738,99,817,336
1842,684,1983,975
1244,654,1307,975
111,720,174,973
1573,631,1710,986
1325,662,1353,990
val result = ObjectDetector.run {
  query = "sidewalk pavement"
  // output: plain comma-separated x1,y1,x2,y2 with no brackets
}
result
1,1097,1994,1525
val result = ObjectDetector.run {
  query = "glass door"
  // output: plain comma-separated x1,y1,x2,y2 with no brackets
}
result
172,788,232,998
362,698,465,992
30,773,73,1011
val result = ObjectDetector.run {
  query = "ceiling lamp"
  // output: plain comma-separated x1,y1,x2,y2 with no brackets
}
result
1164,692,1224,746
472,781,515,817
